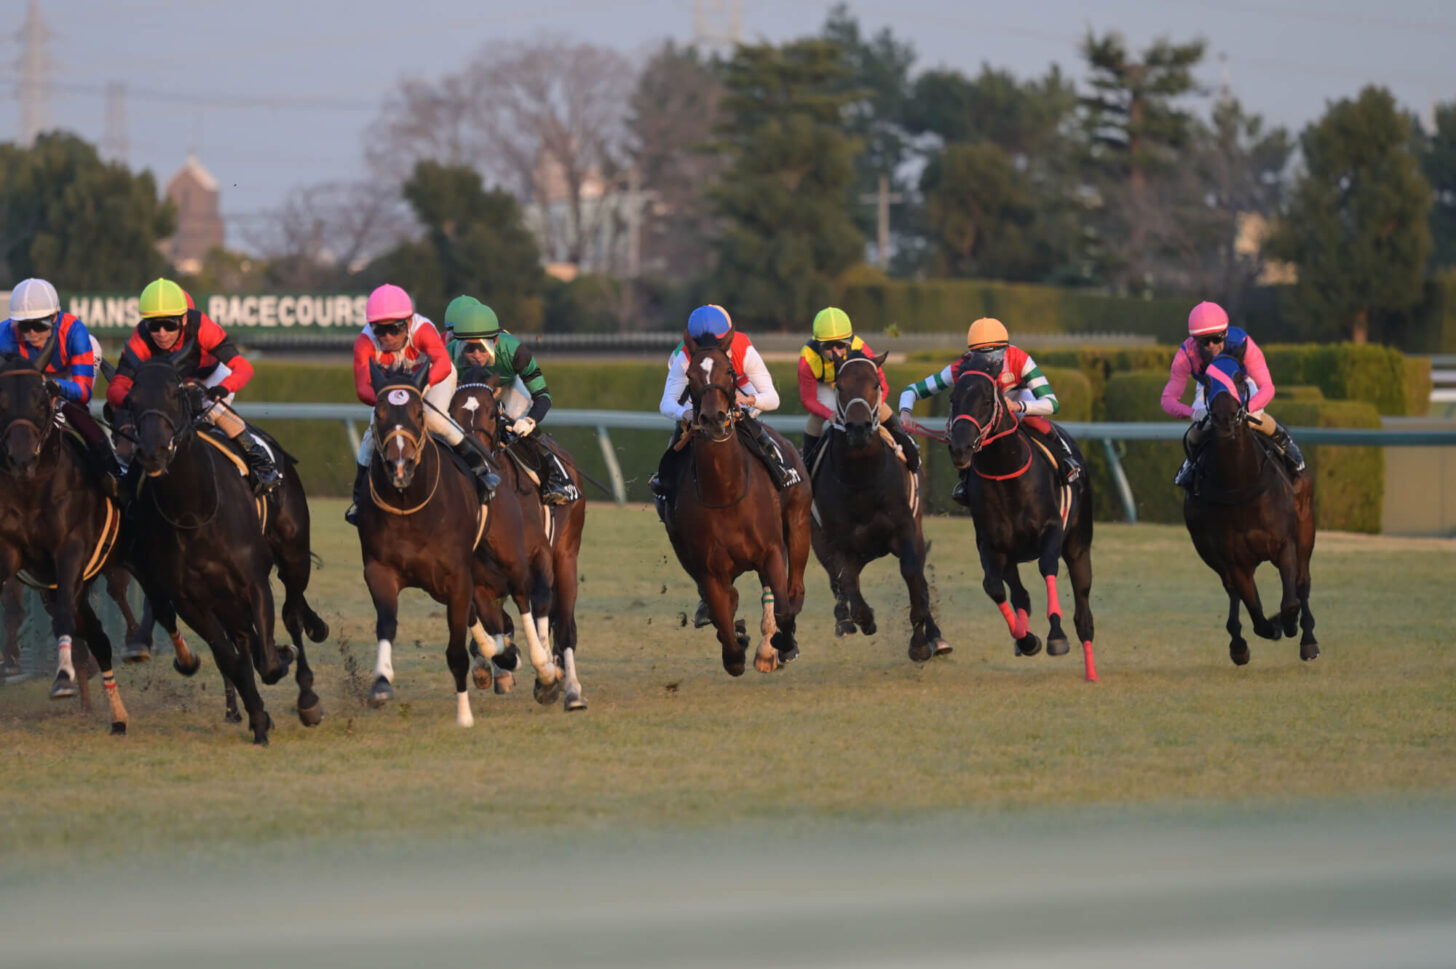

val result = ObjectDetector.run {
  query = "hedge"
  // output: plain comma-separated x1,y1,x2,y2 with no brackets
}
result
839,280,1190,342
1404,356,1432,417
1261,343,1411,415
1097,371,1185,524
1268,398,1383,533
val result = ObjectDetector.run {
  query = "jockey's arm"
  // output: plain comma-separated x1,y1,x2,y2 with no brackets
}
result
54,318,97,404
105,343,144,410
414,319,453,389
508,340,552,424
352,334,379,406
198,315,253,395
797,353,835,420
1009,351,1058,417
737,343,778,411
1241,336,1276,412
898,363,954,414
1160,346,1196,419
659,351,690,422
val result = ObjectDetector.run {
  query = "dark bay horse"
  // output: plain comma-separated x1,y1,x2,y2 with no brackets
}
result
357,361,558,727
125,353,313,745
451,368,587,710
662,334,811,675
0,347,131,731
1183,354,1317,664
810,352,949,662
947,355,1098,681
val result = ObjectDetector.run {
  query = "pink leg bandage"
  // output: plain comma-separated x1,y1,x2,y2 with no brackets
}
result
1045,575,1060,618
1083,640,1099,683
1013,608,1029,640
996,601,1017,637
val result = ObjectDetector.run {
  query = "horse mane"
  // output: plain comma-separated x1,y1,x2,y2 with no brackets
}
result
458,364,499,388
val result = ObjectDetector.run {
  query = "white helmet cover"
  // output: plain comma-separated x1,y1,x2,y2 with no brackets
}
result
8,278,61,321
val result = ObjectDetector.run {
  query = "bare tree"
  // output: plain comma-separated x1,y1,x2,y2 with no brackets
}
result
249,179,411,289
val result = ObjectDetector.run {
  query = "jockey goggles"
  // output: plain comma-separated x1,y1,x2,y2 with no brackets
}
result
821,340,849,353
145,315,184,334
16,316,55,334
461,338,496,353
371,318,409,338
1196,333,1226,349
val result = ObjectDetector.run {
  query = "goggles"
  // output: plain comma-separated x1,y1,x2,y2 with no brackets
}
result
145,316,184,334
371,319,409,338
17,317,54,334
822,340,849,353
462,339,496,353
1196,333,1226,348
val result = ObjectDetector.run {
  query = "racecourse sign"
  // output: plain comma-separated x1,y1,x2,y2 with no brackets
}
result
59,293,371,330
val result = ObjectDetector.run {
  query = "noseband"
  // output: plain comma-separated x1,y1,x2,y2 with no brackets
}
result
951,370,1015,452
688,350,741,444
375,385,430,473
0,369,56,465
834,356,881,433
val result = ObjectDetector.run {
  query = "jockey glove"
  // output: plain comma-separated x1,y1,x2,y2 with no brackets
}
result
205,385,230,403
510,417,536,438
43,378,62,399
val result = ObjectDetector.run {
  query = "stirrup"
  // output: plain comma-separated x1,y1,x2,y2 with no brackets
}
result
344,503,360,526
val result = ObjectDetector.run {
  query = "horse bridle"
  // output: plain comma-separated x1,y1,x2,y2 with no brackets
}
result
951,370,1015,453
374,384,431,475
0,368,57,465
833,356,882,432
454,382,501,450
688,349,741,444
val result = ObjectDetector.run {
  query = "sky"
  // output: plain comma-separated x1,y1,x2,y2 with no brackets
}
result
4,0,1455,252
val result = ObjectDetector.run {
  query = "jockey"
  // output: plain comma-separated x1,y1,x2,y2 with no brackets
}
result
345,284,499,526
649,304,800,514
444,295,580,505
1162,300,1304,488
798,306,918,471
899,317,1081,500
107,277,282,496
1,278,122,498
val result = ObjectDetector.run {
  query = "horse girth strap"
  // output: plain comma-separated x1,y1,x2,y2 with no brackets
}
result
17,496,121,591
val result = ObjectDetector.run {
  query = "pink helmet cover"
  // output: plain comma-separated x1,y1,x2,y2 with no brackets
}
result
366,284,413,323
1188,301,1229,336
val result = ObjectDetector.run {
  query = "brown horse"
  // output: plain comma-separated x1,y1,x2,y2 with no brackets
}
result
1183,354,1317,664
810,352,949,662
357,361,558,727
662,335,811,675
947,354,1098,682
451,368,587,711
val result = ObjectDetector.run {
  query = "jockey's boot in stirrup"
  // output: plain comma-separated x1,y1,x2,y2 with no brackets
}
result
951,470,972,507
88,440,124,504
649,473,671,525
801,433,823,470
1173,458,1195,490
883,413,921,473
240,438,282,496
1269,424,1306,475
540,448,580,506
741,419,801,490
344,464,368,526
1055,434,1081,484
453,439,501,502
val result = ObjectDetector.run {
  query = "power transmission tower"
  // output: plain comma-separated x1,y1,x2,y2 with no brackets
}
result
15,0,53,147
103,81,130,165
693,0,742,54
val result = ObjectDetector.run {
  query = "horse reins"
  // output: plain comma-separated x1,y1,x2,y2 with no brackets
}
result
833,356,882,433
369,384,443,516
0,368,58,466
953,370,1032,481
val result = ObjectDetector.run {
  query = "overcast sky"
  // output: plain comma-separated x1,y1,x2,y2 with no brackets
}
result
5,0,1454,249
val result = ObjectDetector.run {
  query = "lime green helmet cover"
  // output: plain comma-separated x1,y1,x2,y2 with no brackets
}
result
139,278,187,318
812,306,853,342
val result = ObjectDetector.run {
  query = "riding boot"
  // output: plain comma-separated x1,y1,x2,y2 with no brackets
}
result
344,464,368,526
649,472,671,525
738,417,802,490
452,438,501,502
882,413,921,473
1173,458,1195,490
537,443,581,506
1269,423,1306,475
239,436,282,496
802,433,823,472
951,469,972,507
87,439,124,504
1053,431,1081,484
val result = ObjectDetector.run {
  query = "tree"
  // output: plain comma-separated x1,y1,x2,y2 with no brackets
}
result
1421,101,1456,269
627,41,725,281
906,64,1075,159
920,143,1040,279
1078,32,1206,288
0,132,174,289
709,40,863,330
368,37,635,271
369,162,545,328
252,179,411,290
1271,86,1432,344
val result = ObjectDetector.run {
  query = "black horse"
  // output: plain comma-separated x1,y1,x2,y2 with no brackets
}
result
947,354,1098,681
123,351,315,745
810,352,949,662
0,345,131,731
1183,354,1317,664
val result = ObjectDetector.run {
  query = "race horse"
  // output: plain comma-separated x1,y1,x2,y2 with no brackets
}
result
809,351,950,662
946,354,1098,681
124,351,325,744
1182,354,1317,664
356,360,560,726
451,367,587,710
0,344,131,731
661,333,811,675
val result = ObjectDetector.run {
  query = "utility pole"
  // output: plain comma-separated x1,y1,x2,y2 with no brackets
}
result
692,0,742,54
858,175,904,269
102,81,130,165
15,0,52,147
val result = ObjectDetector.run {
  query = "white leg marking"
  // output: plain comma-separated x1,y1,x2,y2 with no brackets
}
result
469,620,497,658
375,638,394,682
562,646,584,707
56,635,75,678
755,586,778,670
519,610,558,685
456,690,474,728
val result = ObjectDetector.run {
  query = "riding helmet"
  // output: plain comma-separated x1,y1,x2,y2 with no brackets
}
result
966,317,1009,350
1188,301,1229,336
7,278,60,321
812,307,853,343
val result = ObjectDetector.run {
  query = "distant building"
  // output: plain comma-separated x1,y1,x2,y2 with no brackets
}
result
1236,212,1297,285
160,154,223,275
521,153,652,278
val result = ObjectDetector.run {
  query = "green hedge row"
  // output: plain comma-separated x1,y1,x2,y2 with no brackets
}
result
1267,398,1383,534
839,280,1190,342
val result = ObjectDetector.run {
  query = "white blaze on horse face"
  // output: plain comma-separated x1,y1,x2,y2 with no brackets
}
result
375,639,394,682
391,425,406,459
699,356,714,377
462,396,480,413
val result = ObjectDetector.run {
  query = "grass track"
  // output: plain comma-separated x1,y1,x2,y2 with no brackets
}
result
1,501,1453,865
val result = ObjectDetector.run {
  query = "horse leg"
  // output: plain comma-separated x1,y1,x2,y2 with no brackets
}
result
1275,546,1301,641
104,567,147,664
1037,527,1070,656
201,610,270,745
79,596,128,735
275,549,322,726
896,528,947,662
1223,577,1250,665
982,549,1035,656
469,590,518,694
1,575,23,677
703,574,746,676
1296,545,1318,661
1000,562,1041,657
1063,543,1098,682
841,557,875,636
754,558,787,673
363,561,402,707
46,543,87,700
447,581,474,728
147,596,199,677
1229,564,1279,641
551,535,586,712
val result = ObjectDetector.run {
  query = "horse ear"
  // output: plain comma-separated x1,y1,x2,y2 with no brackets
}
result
716,331,734,354
368,358,388,391
411,360,431,391
682,329,698,354
872,351,889,369
169,339,194,373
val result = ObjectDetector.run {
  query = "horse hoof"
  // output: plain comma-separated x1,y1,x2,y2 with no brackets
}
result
1046,636,1070,657
369,676,393,707
932,639,953,656
1300,641,1320,662
734,619,750,651
693,601,713,628
1014,633,1042,657
859,620,877,636
908,642,932,663
564,692,587,712
776,643,800,665
225,710,243,724
723,659,746,677
753,652,778,674
173,656,201,677
121,645,151,664
297,701,324,727
1230,640,1251,666
493,669,515,694
48,672,76,700
252,733,269,747
471,664,492,691
835,620,857,637
533,677,562,706
305,616,330,643
110,721,127,735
